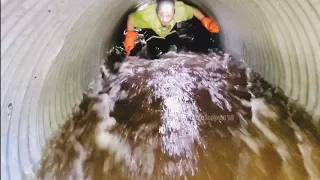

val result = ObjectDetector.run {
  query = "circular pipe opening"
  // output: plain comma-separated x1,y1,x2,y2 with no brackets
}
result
108,0,222,55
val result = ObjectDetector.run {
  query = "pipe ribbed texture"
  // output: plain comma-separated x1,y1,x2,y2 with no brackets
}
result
1,0,319,179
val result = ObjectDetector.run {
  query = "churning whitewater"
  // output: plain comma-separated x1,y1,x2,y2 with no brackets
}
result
36,50,320,180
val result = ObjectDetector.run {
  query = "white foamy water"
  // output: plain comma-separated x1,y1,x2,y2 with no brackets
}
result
36,51,320,180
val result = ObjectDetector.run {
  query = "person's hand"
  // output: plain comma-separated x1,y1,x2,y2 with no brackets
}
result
124,30,138,55
201,17,220,33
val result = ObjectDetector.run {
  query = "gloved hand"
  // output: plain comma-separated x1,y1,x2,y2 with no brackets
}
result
124,30,138,55
201,17,220,33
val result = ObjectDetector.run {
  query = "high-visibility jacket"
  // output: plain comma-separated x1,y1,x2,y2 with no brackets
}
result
131,1,194,38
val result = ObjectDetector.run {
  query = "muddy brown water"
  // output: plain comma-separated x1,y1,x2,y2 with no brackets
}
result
37,51,320,180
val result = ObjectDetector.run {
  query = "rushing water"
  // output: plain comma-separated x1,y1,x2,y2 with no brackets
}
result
36,50,320,180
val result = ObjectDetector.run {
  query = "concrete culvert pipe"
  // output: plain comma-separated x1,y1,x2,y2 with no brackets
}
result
1,0,320,179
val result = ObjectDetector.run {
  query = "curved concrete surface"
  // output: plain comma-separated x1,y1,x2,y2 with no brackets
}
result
1,0,319,179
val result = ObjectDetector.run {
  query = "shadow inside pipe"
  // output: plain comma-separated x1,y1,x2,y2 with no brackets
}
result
108,0,222,61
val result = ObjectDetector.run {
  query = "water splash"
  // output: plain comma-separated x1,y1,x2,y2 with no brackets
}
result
36,50,320,180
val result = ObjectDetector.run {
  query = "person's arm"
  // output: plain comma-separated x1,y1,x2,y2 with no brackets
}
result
193,8,205,21
192,7,220,33
124,14,138,55
127,14,135,31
